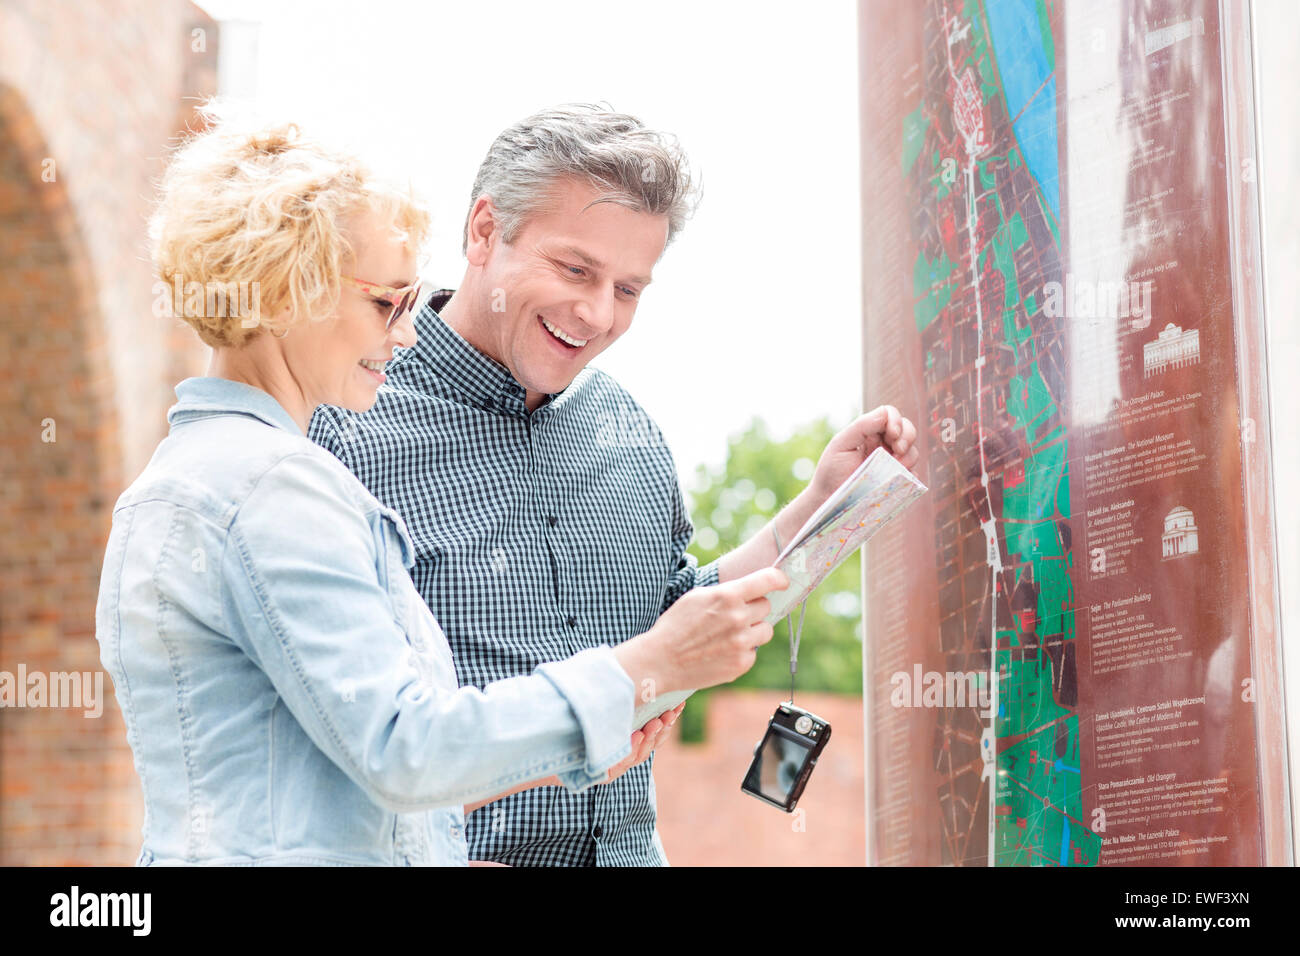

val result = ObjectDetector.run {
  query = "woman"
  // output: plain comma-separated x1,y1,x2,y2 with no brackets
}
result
94,116,784,866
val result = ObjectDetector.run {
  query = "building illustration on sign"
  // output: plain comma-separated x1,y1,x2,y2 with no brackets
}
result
1144,322,1201,376
1162,505,1200,559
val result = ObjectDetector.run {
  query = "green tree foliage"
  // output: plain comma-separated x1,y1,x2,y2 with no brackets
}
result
677,417,864,742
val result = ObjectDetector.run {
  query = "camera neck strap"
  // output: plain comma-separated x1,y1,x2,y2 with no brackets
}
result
771,522,810,705
787,599,808,704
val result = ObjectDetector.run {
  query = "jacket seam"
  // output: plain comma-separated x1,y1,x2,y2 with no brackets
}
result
268,699,277,850
229,448,383,531
107,506,150,845
153,507,204,861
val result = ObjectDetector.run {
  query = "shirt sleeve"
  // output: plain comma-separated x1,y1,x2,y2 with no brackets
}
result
220,450,634,813
661,473,720,615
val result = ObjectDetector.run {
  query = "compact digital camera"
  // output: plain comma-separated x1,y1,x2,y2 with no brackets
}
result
740,702,831,812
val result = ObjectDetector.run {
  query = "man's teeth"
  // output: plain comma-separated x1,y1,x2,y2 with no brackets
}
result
541,316,587,348
359,359,386,372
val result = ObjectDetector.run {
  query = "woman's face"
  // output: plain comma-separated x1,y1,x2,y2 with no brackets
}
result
284,207,419,413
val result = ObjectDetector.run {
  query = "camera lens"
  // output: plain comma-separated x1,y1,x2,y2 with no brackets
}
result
795,715,813,735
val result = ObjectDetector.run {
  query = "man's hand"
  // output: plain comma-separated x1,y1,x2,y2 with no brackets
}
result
808,404,920,504
602,702,686,784
715,404,920,584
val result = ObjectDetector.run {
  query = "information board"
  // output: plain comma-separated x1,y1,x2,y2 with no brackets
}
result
859,0,1290,865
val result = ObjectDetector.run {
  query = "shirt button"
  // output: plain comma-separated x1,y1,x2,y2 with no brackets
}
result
547,515,558,527
566,616,578,628
592,824,604,839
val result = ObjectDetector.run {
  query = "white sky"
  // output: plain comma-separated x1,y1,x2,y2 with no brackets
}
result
196,0,865,485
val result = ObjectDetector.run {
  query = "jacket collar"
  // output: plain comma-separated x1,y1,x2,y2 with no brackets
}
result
168,376,304,436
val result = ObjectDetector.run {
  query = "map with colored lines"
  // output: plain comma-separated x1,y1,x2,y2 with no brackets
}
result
900,0,1099,866
912,0,1098,867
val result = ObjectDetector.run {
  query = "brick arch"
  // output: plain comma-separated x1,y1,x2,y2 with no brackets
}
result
0,82,136,864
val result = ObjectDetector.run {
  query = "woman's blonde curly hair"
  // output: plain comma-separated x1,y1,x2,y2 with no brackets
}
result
150,107,430,348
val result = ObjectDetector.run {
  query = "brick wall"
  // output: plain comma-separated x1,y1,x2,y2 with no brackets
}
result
0,0,215,864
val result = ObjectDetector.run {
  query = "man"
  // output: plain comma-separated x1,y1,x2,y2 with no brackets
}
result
309,104,919,865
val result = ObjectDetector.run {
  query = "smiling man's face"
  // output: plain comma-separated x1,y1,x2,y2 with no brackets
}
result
468,176,669,404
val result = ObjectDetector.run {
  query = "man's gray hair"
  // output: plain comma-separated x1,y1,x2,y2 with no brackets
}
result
462,103,698,254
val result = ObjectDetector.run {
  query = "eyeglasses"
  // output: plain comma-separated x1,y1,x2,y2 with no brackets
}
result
343,275,424,330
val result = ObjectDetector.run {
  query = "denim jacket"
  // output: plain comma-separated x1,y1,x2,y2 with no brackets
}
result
94,377,635,866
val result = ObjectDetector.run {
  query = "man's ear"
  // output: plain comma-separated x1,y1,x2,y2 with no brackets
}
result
465,196,499,268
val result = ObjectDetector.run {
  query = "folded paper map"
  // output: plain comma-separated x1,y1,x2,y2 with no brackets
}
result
764,446,928,622
632,446,928,727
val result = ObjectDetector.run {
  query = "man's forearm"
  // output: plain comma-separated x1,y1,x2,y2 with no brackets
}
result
715,487,820,583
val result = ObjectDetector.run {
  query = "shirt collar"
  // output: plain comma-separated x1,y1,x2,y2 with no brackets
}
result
168,376,304,436
413,289,586,416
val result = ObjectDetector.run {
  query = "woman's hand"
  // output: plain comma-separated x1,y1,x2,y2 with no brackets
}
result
463,702,685,812
614,566,787,699
602,702,686,784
